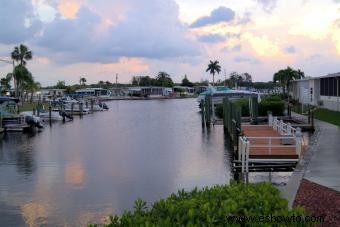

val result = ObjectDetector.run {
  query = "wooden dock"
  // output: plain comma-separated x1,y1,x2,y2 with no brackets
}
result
242,125,298,159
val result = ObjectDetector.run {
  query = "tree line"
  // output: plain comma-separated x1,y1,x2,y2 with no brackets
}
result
206,60,305,94
1,45,306,99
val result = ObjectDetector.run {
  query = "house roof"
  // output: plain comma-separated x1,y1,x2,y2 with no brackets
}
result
292,72,340,82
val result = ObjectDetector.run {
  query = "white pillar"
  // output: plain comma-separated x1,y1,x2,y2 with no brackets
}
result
268,113,273,126
295,127,302,157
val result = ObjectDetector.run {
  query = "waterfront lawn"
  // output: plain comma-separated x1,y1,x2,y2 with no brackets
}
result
90,182,311,226
18,102,50,112
314,108,340,127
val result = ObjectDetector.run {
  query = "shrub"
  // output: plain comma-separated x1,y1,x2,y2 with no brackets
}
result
216,96,285,118
215,104,224,118
262,95,282,102
91,182,310,227
233,98,249,117
259,100,284,116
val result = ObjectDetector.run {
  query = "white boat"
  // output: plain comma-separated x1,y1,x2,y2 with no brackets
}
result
62,98,91,115
1,98,43,131
38,111,63,121
20,112,44,129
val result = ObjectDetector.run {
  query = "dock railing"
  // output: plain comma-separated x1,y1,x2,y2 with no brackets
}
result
238,134,303,174
268,113,296,136
244,136,302,157
239,136,250,173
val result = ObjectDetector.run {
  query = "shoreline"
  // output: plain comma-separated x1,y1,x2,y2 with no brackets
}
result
101,96,197,101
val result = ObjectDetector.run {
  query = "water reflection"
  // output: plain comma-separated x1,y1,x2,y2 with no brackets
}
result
21,202,49,227
0,133,37,176
64,161,86,189
0,99,230,226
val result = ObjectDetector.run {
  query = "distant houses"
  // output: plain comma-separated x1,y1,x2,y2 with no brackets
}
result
75,88,111,97
290,72,340,111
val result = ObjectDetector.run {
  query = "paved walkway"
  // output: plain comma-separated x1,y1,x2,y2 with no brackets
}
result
282,113,340,208
304,119,340,192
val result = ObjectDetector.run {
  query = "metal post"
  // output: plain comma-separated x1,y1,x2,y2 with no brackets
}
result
245,140,250,184
201,100,204,127
71,103,74,116
287,123,292,135
238,137,242,161
212,99,215,125
79,103,83,118
49,106,52,125
241,138,245,174
268,112,272,126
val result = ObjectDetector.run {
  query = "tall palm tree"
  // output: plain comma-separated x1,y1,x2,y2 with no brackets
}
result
11,44,33,97
80,77,87,86
206,60,221,86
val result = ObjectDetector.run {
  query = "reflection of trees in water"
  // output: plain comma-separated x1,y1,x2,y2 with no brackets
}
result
0,133,36,176
0,201,26,226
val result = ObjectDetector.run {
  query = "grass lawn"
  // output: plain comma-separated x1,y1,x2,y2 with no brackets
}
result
314,108,340,127
18,102,50,112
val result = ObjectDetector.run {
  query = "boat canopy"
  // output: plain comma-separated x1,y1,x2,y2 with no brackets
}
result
197,85,262,103
0,97,19,104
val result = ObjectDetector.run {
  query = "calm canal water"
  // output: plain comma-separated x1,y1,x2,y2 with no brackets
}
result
0,99,231,226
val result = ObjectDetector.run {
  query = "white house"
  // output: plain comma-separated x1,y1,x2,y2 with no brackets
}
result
290,72,340,111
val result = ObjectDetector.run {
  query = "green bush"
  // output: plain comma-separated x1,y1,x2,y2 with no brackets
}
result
233,98,249,117
91,182,310,227
216,96,285,118
259,100,284,116
231,96,284,117
262,95,282,102
215,104,224,118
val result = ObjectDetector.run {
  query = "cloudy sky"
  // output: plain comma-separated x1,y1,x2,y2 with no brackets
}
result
0,0,339,86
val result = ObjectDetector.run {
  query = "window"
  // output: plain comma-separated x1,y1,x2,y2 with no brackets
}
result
329,77,334,96
338,77,340,97
320,78,325,95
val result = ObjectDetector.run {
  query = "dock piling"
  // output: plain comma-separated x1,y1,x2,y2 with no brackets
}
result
91,99,94,113
49,106,52,125
79,103,83,118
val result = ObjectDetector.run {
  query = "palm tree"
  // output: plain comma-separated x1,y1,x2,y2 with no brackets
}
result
206,60,221,86
28,81,41,102
79,77,87,86
14,65,33,100
273,66,305,95
11,44,33,97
